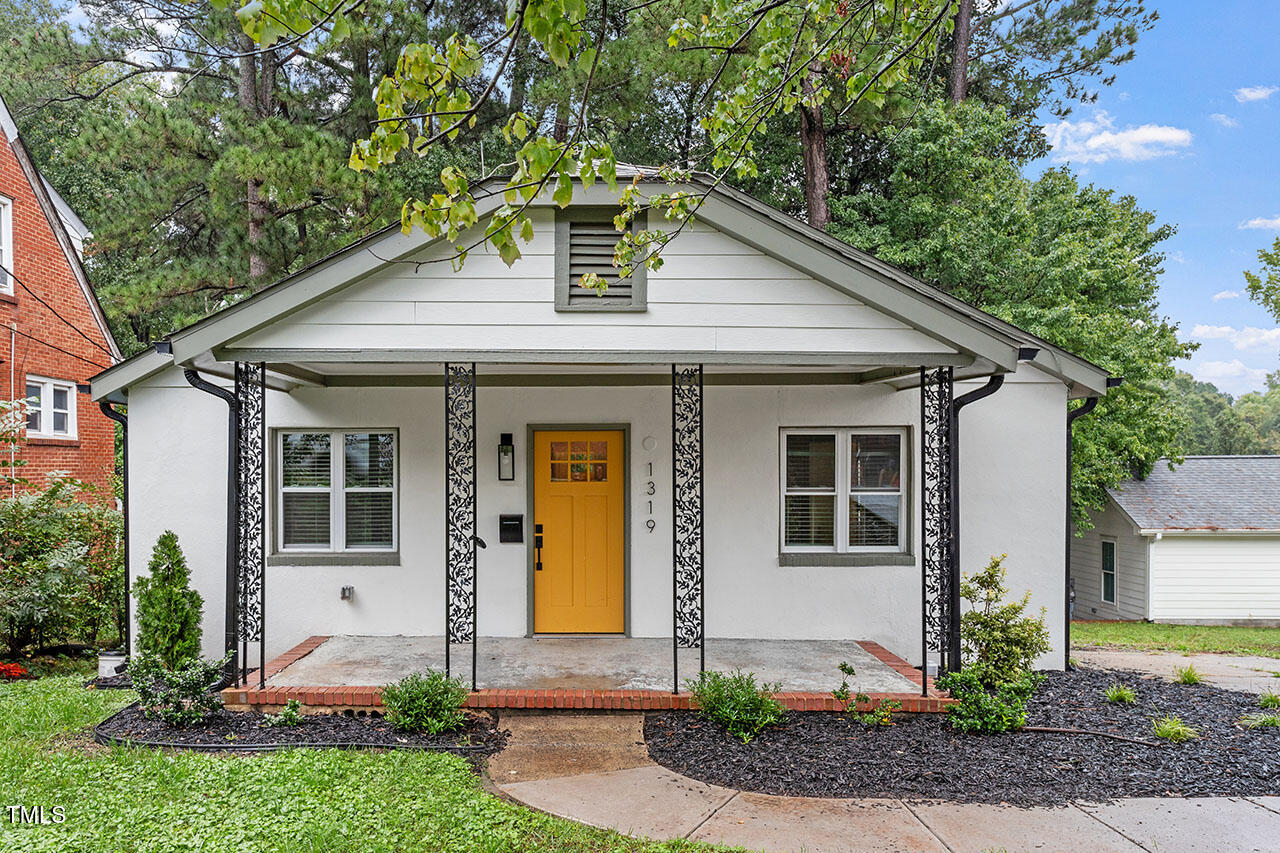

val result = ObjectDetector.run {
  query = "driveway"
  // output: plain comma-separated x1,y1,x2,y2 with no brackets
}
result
1073,648,1280,693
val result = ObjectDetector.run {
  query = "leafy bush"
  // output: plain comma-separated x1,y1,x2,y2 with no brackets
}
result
1173,664,1202,685
380,671,469,734
133,532,204,669
1104,681,1136,704
686,670,785,743
1152,714,1198,742
0,662,30,679
262,699,304,727
1241,712,1280,729
1260,689,1280,709
958,555,1051,689
130,652,227,727
936,668,1043,733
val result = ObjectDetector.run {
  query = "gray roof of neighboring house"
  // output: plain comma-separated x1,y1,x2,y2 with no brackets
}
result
1108,456,1280,531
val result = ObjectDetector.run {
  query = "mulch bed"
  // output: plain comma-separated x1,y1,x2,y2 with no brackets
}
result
645,668,1280,805
97,704,508,757
84,674,133,690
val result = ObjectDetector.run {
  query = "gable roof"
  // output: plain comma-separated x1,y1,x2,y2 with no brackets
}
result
1108,456,1280,532
0,94,120,361
91,169,1111,399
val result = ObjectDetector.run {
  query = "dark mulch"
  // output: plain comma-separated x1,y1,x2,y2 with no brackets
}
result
84,674,133,690
98,704,508,757
645,668,1280,805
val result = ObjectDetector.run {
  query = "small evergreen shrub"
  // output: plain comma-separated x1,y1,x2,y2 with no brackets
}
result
936,668,1043,733
380,671,469,734
130,652,227,727
133,532,204,669
1104,681,1136,704
958,555,1051,690
1258,689,1280,709
686,670,785,743
262,699,304,727
1173,665,1202,685
1152,714,1198,742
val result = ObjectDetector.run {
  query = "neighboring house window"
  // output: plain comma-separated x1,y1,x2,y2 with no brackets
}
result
554,209,647,311
781,429,907,553
25,376,77,439
1101,539,1117,605
278,430,397,553
0,194,12,294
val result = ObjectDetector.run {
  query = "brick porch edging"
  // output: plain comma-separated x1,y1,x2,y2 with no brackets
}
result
221,636,954,714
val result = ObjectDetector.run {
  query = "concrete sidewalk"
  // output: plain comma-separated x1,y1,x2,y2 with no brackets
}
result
489,714,1280,853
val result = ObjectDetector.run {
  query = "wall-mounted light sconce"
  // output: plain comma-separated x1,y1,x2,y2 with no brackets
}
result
498,432,515,481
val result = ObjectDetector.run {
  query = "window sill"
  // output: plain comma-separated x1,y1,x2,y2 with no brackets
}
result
268,552,400,567
778,552,915,567
26,436,80,446
553,304,648,313
0,292,16,306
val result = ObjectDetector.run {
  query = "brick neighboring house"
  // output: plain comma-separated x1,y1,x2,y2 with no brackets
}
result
0,94,120,496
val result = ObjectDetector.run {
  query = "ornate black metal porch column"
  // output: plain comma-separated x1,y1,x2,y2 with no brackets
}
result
919,367,954,687
672,364,704,693
444,363,478,690
235,362,267,689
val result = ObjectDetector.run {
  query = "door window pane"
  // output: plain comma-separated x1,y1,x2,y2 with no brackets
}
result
282,433,331,487
851,434,900,489
346,493,393,548
785,495,835,546
283,493,330,547
786,434,835,489
345,433,394,487
850,494,900,547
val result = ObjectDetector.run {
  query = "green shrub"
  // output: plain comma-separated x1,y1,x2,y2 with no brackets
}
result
1152,714,1198,742
1258,688,1280,709
936,668,1044,733
1104,681,1136,704
686,670,785,743
262,699,304,727
1241,712,1280,729
958,555,1051,690
1173,664,1202,685
130,651,227,727
380,671,469,734
133,532,203,669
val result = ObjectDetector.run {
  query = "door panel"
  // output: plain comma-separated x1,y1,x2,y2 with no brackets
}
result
534,430,625,633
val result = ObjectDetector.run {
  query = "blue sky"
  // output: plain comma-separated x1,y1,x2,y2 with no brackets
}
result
1032,1,1280,396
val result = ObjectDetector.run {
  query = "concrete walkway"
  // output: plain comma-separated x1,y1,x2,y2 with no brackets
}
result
490,713,1280,852
1074,648,1280,694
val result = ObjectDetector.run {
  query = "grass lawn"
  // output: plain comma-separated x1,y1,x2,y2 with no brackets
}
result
1073,620,1280,659
0,677,730,852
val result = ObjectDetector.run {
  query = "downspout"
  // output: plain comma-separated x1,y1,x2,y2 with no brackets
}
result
182,365,240,688
1063,376,1120,670
8,323,14,498
99,400,130,660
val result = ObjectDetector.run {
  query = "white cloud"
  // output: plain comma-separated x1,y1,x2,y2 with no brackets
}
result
1193,360,1270,395
1234,85,1278,103
1209,113,1240,128
1212,290,1240,301
1193,324,1280,351
1043,111,1192,164
1241,215,1280,231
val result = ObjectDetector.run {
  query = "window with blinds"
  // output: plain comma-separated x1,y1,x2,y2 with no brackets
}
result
554,211,647,311
780,428,907,554
279,430,397,552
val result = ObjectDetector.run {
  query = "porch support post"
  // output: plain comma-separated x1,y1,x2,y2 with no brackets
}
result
671,364,704,693
444,363,478,690
235,362,267,689
919,367,953,688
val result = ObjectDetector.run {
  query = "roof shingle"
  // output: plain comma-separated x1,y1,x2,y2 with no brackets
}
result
1108,456,1280,531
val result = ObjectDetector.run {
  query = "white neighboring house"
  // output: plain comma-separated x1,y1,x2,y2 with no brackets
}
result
1072,456,1280,626
91,171,1115,686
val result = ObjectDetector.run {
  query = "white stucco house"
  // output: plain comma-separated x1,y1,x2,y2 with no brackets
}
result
1072,456,1280,626
91,173,1115,696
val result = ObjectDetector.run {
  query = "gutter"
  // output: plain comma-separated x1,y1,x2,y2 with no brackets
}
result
98,401,130,659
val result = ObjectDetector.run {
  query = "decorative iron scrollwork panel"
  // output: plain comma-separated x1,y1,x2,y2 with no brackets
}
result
672,364,703,649
235,361,266,643
920,366,953,657
445,363,477,644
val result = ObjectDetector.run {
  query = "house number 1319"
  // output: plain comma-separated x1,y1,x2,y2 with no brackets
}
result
645,462,655,532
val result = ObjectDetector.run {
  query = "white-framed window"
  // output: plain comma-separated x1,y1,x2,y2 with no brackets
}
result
780,428,908,554
277,430,397,553
0,194,13,294
25,375,77,439
1101,539,1117,605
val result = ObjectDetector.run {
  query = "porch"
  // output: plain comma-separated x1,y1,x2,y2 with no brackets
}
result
219,635,950,713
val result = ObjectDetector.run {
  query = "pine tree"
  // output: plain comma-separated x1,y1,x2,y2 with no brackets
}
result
132,531,204,669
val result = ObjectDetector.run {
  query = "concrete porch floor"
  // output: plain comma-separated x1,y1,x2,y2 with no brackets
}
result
265,635,920,694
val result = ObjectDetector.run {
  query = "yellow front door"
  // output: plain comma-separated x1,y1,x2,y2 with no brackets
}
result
533,430,625,633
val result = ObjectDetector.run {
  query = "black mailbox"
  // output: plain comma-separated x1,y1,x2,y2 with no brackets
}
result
498,514,524,543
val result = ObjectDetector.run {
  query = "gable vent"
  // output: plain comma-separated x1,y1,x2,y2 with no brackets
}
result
567,221,634,306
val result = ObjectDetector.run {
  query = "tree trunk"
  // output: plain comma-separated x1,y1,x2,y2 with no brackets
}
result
799,73,830,229
553,102,569,142
949,0,973,103
239,35,268,281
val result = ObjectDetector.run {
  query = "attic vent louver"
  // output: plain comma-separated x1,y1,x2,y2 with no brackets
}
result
555,210,647,312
